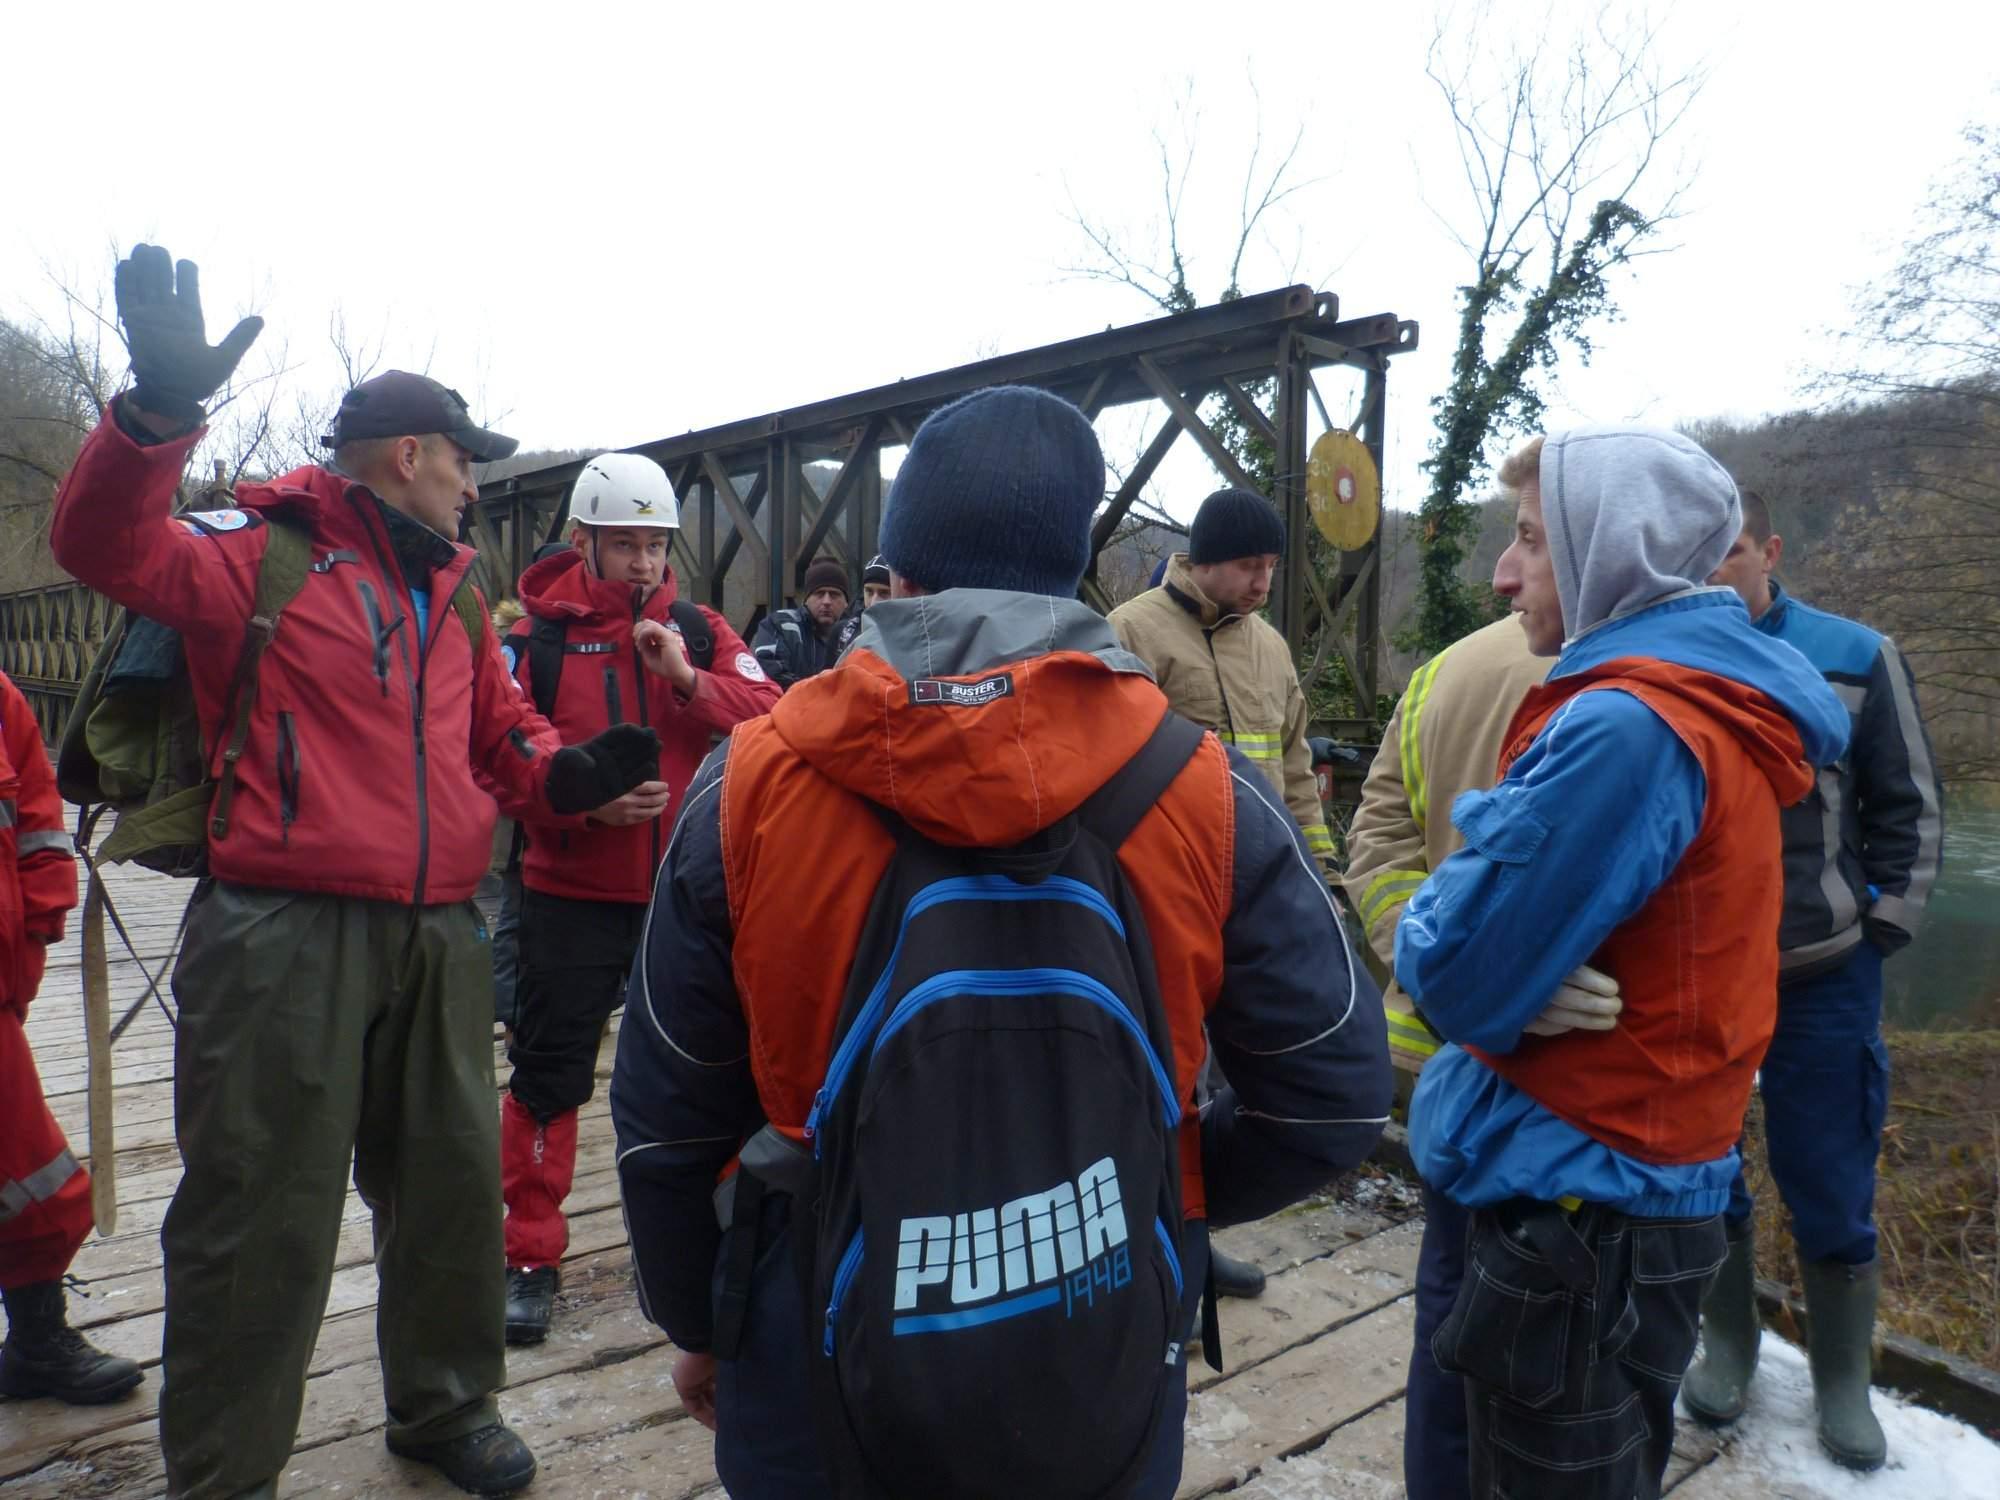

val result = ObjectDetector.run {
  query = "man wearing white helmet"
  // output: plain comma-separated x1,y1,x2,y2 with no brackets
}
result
496,452,780,1344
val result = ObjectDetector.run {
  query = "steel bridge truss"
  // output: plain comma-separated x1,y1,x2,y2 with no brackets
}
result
474,284,1416,715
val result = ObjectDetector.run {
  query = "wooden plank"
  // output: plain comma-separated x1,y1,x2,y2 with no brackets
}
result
1176,1298,1417,1497
1225,1397,1405,1497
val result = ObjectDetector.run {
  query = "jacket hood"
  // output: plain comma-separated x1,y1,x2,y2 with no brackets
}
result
767,589,1173,846
1541,426,1742,641
517,546,677,624
1552,591,1850,799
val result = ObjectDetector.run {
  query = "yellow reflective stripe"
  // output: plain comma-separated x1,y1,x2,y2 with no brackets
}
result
1360,869,1426,932
1386,1008,1441,1057
1303,823,1337,856
1400,652,1447,832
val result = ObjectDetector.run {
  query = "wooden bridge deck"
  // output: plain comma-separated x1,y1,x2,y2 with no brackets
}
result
0,860,1930,1498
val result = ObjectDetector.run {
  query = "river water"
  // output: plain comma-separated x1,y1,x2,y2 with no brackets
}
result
1885,800,2000,1030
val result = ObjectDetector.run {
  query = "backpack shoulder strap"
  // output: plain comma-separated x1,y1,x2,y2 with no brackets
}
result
207,519,314,842
449,580,490,655
527,616,568,720
668,598,715,672
1076,711,1208,851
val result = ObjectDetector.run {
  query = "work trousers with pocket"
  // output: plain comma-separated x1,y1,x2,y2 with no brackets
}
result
159,882,504,1500
1725,940,1889,1264
502,889,645,1267
1431,1198,1726,1500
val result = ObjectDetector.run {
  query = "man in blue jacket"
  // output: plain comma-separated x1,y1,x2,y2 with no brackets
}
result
1684,488,1942,1469
1396,427,1848,1500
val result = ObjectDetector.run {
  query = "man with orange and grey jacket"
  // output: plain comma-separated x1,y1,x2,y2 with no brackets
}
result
51,246,662,1499
498,452,777,1344
0,669,144,1408
612,386,1391,1499
1397,427,1848,1500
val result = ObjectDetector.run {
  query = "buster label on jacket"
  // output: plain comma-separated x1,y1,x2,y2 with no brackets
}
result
909,673,1014,707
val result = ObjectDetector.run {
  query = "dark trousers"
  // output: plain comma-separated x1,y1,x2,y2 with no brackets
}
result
503,890,644,1266
160,883,503,1499
1432,1199,1726,1500
1726,941,1888,1263
1406,1183,1473,1500
490,867,524,1029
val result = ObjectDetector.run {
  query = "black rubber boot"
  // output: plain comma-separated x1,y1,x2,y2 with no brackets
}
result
504,1265,558,1347
1800,1255,1887,1472
387,1421,537,1496
1210,1248,1267,1299
1681,1221,1759,1425
0,1280,144,1405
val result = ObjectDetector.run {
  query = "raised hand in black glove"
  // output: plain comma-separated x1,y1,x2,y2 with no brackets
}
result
114,244,265,425
546,723,663,815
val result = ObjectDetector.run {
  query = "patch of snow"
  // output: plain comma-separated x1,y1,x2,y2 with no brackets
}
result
1687,1335,2000,1498
1233,1450,1403,1498
1184,1389,1254,1447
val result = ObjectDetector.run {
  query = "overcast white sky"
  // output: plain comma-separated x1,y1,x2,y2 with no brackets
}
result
6,0,1996,521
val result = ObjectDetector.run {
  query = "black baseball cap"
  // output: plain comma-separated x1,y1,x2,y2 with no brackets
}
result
321,370,519,462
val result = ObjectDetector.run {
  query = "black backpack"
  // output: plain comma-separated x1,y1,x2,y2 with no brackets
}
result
790,709,1206,1500
522,597,715,718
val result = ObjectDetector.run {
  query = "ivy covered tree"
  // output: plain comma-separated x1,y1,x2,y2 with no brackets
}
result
1414,5,1704,654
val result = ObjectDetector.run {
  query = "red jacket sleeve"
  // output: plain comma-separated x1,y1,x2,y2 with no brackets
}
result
677,608,782,732
467,592,569,822
51,402,262,640
2,674,77,944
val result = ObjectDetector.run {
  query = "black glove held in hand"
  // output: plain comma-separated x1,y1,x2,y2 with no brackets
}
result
546,724,662,814
114,244,264,423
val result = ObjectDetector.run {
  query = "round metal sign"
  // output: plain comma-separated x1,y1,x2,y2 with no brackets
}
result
1306,430,1381,551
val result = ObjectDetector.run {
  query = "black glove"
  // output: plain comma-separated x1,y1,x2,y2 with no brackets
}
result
114,244,265,424
546,724,662,815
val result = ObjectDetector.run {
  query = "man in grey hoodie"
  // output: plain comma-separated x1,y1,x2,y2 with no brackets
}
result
1396,427,1849,1500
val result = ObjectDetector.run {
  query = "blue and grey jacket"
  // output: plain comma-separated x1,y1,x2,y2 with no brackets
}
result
1753,581,1943,974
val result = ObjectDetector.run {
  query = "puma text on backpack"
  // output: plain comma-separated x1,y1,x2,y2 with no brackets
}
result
784,710,1207,1500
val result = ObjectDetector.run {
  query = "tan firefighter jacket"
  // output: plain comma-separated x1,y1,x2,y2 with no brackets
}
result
1108,554,1335,866
1343,617,1552,1072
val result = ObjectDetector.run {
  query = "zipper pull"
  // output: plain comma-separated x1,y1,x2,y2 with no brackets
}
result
823,1306,837,1357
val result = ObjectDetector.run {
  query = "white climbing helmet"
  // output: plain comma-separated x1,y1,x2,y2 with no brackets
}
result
569,452,680,529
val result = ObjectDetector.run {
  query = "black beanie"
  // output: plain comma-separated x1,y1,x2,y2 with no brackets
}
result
1189,487,1286,565
802,557,849,599
878,386,1104,597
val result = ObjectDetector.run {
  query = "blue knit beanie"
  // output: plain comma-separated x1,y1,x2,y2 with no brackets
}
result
878,386,1105,597
1189,487,1286,565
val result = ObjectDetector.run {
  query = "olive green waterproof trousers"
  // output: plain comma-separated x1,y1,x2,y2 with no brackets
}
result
159,882,503,1499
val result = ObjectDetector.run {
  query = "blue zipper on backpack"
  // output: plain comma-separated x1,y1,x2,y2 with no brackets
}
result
804,877,1129,1150
865,968,1180,1130
823,1229,865,1356
1154,1218,1184,1299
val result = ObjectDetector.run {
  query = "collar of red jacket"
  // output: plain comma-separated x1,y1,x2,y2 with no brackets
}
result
239,463,477,579
516,546,678,624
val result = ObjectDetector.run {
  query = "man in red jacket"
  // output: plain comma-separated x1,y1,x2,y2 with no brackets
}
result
498,452,778,1343
0,670,144,1407
50,246,662,1500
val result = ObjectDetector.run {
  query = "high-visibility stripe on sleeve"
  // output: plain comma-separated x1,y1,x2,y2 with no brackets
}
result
1386,1006,1442,1059
1302,822,1337,858
1360,869,1427,933
15,829,73,858
1400,653,1447,832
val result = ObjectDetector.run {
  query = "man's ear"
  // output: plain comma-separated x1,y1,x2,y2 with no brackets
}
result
1766,534,1785,573
393,435,423,481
